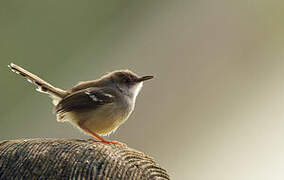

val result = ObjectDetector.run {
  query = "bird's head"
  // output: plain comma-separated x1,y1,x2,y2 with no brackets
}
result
106,70,153,98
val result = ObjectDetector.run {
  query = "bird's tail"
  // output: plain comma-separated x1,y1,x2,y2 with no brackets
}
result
8,63,68,105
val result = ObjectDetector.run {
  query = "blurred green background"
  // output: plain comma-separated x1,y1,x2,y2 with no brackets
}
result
1,0,284,179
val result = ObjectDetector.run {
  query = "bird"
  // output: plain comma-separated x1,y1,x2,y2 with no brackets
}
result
8,63,153,145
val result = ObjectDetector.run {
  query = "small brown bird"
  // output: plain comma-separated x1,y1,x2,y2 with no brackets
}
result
8,63,153,145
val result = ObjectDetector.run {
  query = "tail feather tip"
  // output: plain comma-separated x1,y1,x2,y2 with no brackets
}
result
8,63,15,68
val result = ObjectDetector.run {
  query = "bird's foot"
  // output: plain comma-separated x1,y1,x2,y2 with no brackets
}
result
88,138,123,146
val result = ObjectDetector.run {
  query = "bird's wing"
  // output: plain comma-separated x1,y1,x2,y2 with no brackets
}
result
54,87,116,114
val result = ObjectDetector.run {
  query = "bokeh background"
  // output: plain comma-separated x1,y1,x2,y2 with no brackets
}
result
1,0,284,179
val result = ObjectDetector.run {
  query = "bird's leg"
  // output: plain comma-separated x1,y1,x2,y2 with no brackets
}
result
80,125,122,146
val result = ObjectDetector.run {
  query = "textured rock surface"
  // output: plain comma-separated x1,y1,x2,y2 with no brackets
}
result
0,138,170,180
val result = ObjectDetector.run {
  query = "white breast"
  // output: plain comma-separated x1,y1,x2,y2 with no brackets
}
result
131,82,143,103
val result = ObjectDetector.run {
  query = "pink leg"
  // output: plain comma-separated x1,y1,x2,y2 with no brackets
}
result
80,125,122,146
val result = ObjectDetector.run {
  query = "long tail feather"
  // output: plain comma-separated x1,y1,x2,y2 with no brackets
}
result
8,63,68,104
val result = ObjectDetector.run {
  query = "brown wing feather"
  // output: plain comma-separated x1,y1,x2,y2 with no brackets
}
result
55,87,115,114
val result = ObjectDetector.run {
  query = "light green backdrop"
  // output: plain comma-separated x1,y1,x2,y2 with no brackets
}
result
1,0,284,179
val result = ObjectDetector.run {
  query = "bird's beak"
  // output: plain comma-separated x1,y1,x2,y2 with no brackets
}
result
136,75,154,82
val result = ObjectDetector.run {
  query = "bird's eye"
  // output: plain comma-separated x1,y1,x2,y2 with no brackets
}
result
124,78,130,83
